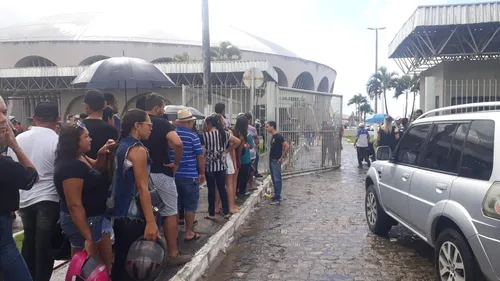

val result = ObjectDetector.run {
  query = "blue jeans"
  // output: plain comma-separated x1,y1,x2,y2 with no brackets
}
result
0,214,33,281
269,159,283,201
255,153,260,174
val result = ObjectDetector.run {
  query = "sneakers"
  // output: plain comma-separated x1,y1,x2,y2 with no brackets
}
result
166,253,192,266
270,200,281,205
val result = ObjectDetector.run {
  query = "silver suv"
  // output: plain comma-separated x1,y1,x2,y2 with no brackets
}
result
365,103,500,281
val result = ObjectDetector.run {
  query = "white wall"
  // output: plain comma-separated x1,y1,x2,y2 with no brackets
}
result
0,41,337,93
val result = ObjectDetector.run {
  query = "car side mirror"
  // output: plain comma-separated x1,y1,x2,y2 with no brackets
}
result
376,146,392,161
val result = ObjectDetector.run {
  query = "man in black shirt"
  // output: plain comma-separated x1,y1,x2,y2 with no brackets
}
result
141,93,191,265
0,96,39,281
82,89,118,269
265,121,289,205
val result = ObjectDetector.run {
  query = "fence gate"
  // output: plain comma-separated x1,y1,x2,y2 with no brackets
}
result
181,84,341,175
276,87,342,174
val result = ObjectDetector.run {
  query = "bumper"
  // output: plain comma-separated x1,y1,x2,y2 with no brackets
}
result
468,234,500,281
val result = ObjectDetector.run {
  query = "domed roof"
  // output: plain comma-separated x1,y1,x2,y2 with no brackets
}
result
0,13,299,58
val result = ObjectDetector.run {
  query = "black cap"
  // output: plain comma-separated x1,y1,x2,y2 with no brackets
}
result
34,102,59,120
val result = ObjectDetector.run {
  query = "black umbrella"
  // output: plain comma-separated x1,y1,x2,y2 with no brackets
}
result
71,57,176,110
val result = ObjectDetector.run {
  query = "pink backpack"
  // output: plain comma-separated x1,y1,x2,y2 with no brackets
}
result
65,251,110,281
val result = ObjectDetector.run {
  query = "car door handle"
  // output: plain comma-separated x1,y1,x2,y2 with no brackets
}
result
435,183,447,191
402,173,410,181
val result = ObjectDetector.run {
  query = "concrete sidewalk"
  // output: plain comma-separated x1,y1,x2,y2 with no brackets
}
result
49,177,265,281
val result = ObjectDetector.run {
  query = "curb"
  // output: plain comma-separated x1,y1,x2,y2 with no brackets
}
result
170,175,273,281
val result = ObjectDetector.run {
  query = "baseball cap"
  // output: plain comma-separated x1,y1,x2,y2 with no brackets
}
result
34,102,59,121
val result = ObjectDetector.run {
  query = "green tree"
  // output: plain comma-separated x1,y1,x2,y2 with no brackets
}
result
347,93,368,121
409,73,420,119
366,77,382,113
173,52,193,62
394,74,412,117
211,41,242,61
369,66,398,115
359,102,374,122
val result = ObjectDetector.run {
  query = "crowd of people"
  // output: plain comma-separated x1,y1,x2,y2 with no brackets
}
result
353,109,424,168
0,89,290,281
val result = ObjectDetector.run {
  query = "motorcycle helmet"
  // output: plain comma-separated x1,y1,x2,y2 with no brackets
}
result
126,236,167,281
66,251,110,281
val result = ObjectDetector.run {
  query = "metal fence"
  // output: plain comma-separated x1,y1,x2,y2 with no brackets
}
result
277,87,341,174
182,83,342,175
444,79,500,113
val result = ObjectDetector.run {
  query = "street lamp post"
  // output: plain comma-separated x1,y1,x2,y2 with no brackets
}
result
202,0,212,106
368,27,385,113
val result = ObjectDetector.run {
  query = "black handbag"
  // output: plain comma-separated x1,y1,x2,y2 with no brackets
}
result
134,174,166,216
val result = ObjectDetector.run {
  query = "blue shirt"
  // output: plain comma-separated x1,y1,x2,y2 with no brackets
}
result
241,134,254,164
172,126,203,179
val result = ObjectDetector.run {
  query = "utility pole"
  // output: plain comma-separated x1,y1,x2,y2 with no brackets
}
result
202,0,212,106
367,27,385,114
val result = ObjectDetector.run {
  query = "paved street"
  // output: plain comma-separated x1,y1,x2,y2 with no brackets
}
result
205,144,436,281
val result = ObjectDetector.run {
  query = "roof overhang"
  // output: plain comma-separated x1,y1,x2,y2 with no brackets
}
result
0,60,278,82
389,2,500,73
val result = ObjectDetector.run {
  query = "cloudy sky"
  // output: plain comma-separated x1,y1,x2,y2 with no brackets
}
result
0,0,487,118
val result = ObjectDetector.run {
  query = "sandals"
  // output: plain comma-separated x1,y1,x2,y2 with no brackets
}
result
184,232,201,242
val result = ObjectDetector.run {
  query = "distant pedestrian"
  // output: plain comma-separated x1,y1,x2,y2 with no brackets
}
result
265,121,289,205
354,123,370,168
377,116,399,152
214,103,231,129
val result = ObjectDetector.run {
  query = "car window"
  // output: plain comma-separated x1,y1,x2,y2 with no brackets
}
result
460,120,494,181
396,124,431,165
447,123,469,174
420,123,458,172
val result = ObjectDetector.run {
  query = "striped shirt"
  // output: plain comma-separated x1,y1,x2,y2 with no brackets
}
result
202,130,230,172
171,126,203,179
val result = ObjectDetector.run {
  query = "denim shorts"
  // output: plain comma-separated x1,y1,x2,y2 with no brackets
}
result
175,178,200,212
102,217,113,234
60,212,104,248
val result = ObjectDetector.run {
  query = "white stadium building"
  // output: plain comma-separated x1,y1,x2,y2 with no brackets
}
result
0,13,337,125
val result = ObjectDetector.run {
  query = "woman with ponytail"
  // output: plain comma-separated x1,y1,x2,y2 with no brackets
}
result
106,109,159,281
202,115,240,220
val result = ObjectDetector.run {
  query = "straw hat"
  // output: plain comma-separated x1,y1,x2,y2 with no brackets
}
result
176,109,197,121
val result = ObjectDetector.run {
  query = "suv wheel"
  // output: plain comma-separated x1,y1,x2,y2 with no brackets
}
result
365,184,392,236
435,228,483,281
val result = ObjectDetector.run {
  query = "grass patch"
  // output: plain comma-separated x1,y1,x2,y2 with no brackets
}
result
344,136,356,143
14,233,23,251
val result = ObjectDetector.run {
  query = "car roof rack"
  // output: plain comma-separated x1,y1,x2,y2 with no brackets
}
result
417,101,500,120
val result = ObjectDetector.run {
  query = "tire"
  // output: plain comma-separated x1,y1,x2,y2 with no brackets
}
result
434,228,484,281
365,184,392,236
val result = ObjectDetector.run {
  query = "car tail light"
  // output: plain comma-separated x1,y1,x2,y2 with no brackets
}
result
482,182,500,220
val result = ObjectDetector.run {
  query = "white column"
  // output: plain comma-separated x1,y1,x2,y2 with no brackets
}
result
425,76,436,112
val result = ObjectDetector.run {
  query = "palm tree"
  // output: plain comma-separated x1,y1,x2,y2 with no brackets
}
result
347,93,368,121
173,52,193,62
359,102,374,121
370,66,398,115
211,41,242,61
366,77,382,114
409,73,420,119
394,75,412,117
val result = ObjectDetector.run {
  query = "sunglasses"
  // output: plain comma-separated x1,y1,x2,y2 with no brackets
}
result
75,120,86,129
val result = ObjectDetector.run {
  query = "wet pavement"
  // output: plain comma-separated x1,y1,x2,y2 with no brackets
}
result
204,143,435,281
